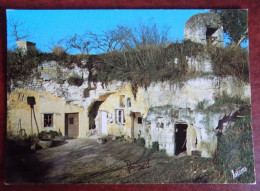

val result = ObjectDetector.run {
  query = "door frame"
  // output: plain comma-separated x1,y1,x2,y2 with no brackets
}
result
65,113,79,138
100,110,108,134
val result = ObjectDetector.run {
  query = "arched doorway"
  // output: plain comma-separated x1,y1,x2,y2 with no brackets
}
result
88,101,103,130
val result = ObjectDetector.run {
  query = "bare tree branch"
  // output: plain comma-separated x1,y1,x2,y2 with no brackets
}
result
9,17,30,42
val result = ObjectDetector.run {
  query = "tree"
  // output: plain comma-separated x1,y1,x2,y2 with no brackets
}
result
60,19,170,54
8,17,30,42
64,32,97,54
93,25,133,52
94,20,170,52
131,20,170,48
212,9,248,46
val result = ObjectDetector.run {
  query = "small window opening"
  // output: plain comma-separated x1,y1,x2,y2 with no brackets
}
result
127,98,131,107
120,95,125,107
44,114,53,127
206,27,218,44
138,117,143,124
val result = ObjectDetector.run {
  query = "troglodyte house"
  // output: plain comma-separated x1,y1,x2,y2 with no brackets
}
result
7,12,251,158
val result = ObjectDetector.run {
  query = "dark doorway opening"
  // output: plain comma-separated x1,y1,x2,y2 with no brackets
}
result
206,27,218,44
88,101,103,130
175,123,188,155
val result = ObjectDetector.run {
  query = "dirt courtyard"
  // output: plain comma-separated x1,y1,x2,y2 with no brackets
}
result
5,136,223,184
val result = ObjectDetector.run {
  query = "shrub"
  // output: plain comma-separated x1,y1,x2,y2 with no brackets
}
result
119,135,126,142
93,41,205,95
39,130,59,139
52,46,66,57
209,91,250,109
135,137,145,147
68,75,84,86
151,141,159,152
214,109,255,183
48,130,59,139
7,48,40,91
207,45,249,82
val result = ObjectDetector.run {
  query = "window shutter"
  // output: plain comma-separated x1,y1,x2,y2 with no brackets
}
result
123,110,125,124
115,110,118,124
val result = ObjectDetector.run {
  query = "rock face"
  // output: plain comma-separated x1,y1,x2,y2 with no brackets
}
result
8,66,249,157
141,78,250,157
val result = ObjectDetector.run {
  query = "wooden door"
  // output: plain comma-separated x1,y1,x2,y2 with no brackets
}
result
65,113,79,138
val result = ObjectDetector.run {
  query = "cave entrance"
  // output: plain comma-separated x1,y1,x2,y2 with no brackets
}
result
175,123,188,155
88,101,103,130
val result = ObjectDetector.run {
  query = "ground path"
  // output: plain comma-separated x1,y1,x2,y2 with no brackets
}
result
6,136,224,184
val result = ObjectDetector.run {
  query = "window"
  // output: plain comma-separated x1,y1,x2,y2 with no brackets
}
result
206,27,218,44
120,95,125,107
44,114,53,127
138,117,143,124
127,98,131,107
115,109,125,125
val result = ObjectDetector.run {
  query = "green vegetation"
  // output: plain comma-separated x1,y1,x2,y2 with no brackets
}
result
7,47,40,90
151,141,159,152
207,45,249,81
135,137,145,147
195,91,250,112
147,105,174,115
7,26,249,95
93,40,204,94
67,75,84,86
207,91,250,111
196,101,205,110
211,9,248,45
213,108,255,183
118,135,126,142
39,130,61,139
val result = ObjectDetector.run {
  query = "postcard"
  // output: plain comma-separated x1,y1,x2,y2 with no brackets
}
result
5,9,255,184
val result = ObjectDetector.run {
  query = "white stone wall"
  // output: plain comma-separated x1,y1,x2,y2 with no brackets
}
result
184,12,224,47
143,76,250,157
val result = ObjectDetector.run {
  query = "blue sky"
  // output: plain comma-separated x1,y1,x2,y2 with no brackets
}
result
7,9,211,54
